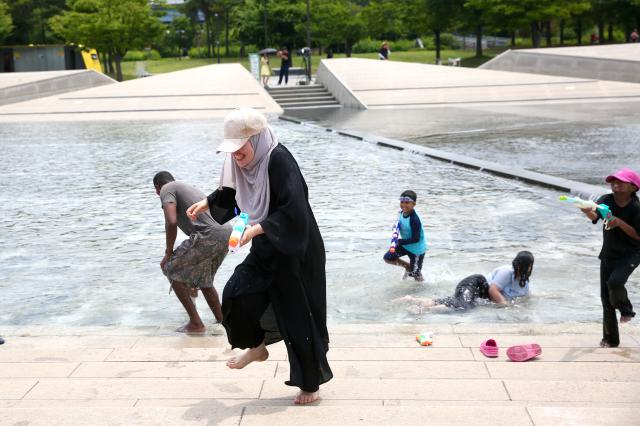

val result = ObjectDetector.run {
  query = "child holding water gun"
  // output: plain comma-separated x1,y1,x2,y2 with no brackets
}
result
383,190,427,282
578,168,640,348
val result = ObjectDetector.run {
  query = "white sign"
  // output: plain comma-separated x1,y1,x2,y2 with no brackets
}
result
248,54,259,81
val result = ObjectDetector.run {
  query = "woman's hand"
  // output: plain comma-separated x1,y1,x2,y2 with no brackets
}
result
187,199,208,221
240,224,264,246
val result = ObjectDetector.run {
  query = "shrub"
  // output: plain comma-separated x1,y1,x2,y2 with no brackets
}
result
352,38,381,53
188,46,210,58
123,49,161,61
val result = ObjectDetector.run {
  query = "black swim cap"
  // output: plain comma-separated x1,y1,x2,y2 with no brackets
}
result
512,251,534,287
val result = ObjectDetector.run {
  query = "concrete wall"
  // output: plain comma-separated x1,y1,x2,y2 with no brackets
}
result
0,70,115,106
316,60,367,109
481,48,640,84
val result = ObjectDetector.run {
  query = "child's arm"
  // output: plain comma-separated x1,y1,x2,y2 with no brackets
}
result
607,217,640,240
488,284,507,305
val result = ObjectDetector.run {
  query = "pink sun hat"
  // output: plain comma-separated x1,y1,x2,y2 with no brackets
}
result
605,168,640,189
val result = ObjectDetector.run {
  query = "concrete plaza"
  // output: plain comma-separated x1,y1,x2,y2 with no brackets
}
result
1,323,639,425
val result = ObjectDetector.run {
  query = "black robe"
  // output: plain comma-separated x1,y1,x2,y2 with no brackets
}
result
207,144,333,392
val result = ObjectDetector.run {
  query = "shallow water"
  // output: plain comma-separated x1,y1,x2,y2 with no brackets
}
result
414,123,640,185
0,119,635,326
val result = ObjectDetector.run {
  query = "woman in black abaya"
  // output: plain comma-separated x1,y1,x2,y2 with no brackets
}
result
187,108,332,404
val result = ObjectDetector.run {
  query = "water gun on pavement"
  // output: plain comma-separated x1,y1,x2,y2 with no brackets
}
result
559,195,613,230
228,212,250,253
388,211,402,253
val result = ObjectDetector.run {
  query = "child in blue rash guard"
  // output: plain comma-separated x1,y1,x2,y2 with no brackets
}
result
383,190,427,281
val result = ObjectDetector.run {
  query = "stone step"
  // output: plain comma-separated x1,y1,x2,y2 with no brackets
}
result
272,95,335,103
267,85,323,92
279,100,341,108
283,105,342,110
270,91,329,98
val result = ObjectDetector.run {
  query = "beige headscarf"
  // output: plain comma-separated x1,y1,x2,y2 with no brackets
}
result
219,127,279,225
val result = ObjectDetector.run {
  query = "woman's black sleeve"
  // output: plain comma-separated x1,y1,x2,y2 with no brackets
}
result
207,186,239,225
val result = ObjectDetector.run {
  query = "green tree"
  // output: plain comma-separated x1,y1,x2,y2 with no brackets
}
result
50,0,163,81
306,0,364,56
0,0,13,43
6,0,66,44
236,0,306,49
408,0,463,64
361,0,408,40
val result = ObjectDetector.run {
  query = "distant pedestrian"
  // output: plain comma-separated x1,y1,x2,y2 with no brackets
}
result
590,32,599,44
631,29,639,43
277,47,291,85
326,48,333,59
379,41,390,60
260,54,271,88
153,171,232,334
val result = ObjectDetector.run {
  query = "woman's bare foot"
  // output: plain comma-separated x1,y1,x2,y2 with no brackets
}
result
176,321,206,333
599,339,611,348
620,315,633,323
226,343,269,369
294,390,320,405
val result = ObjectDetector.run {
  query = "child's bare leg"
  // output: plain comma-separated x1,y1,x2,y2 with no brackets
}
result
200,287,223,322
392,295,436,308
385,258,411,271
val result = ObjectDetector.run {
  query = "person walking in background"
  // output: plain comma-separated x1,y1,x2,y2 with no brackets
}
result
187,107,332,404
631,29,639,43
153,171,231,333
579,168,640,348
379,41,390,60
277,47,291,85
260,54,271,88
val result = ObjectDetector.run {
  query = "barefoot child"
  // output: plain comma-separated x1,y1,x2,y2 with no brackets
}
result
383,190,428,281
580,168,640,348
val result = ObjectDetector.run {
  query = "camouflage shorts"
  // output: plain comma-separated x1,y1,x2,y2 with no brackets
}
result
163,230,228,289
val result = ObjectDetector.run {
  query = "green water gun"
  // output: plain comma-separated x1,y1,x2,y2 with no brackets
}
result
559,195,613,229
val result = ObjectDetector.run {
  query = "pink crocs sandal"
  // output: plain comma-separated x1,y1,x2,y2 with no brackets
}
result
479,339,499,358
506,343,542,362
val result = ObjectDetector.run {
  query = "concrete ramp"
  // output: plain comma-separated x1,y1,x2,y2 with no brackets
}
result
480,44,640,84
317,57,640,109
0,64,282,122
0,70,115,106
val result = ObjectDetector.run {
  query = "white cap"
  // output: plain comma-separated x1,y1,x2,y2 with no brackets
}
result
217,107,268,153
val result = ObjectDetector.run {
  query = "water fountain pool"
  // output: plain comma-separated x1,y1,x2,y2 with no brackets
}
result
0,118,633,327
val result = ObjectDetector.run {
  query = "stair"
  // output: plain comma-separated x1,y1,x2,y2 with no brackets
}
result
267,84,341,110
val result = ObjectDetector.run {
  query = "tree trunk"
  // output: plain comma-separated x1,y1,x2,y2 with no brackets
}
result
205,16,212,57
475,23,482,57
545,21,552,46
598,21,604,44
560,19,565,45
345,41,352,57
607,22,613,42
576,16,583,45
435,30,441,64
225,12,230,57
108,51,115,74
115,52,123,82
511,30,516,47
531,22,541,48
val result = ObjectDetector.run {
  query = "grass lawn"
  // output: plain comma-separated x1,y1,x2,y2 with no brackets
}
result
112,48,505,81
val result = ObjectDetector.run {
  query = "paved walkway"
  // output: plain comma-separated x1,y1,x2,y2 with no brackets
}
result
1,323,639,425
0,64,282,122
317,57,640,109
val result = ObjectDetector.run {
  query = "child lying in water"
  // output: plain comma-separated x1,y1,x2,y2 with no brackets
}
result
396,251,534,310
